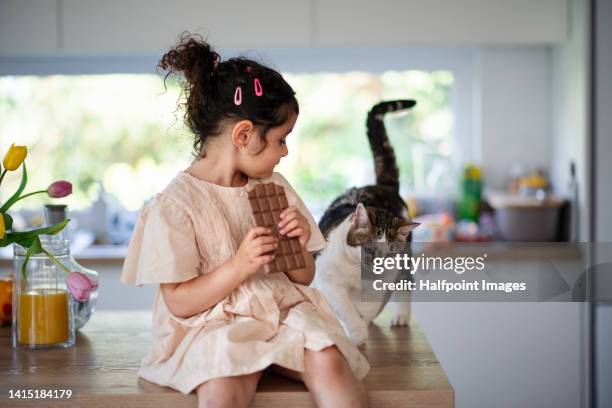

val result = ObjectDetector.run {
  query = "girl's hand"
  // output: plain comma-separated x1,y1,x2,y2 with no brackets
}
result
232,227,278,277
278,206,311,247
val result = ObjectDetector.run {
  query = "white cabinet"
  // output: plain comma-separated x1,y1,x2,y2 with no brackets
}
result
414,302,585,408
62,0,311,52
0,0,569,53
0,0,58,53
316,0,568,45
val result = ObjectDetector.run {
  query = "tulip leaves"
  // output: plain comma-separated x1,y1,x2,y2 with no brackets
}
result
0,219,70,248
3,218,71,280
3,219,70,281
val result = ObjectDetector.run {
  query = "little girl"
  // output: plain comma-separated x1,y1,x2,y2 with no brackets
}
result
121,34,370,408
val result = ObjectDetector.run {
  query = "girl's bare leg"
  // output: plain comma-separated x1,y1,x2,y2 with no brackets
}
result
272,346,370,408
196,371,263,408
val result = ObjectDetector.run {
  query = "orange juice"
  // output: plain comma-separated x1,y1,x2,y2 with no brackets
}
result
17,289,69,345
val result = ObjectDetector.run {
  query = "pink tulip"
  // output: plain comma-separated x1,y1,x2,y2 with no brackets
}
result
47,181,72,198
67,272,98,302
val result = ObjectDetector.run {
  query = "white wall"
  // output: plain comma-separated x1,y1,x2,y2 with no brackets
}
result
550,0,591,242
475,46,552,190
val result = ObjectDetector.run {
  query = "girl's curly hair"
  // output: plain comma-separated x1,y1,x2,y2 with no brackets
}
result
158,32,299,158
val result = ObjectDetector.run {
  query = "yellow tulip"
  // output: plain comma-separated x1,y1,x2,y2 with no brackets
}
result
0,215,5,239
3,144,27,171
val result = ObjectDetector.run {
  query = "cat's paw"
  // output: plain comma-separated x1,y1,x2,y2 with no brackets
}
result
347,321,369,346
390,311,411,327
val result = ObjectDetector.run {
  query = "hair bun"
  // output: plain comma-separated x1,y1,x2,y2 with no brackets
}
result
158,32,220,82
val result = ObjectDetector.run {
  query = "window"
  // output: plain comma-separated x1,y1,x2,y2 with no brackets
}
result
0,74,191,212
1,47,471,239
1,70,455,217
281,70,455,216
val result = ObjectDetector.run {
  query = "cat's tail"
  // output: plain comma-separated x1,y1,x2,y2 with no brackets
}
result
366,99,416,191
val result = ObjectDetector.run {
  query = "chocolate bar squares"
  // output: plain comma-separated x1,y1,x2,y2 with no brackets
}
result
247,183,305,273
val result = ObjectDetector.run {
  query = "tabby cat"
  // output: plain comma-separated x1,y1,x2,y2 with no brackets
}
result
312,100,419,346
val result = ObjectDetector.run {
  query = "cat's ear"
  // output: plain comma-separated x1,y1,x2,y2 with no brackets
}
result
352,203,370,229
396,222,420,241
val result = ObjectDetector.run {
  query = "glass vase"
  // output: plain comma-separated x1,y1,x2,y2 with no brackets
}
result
12,244,75,349
66,259,98,330
44,204,99,330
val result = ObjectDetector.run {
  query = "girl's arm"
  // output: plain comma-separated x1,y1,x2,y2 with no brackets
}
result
161,226,278,318
160,258,247,318
284,248,316,286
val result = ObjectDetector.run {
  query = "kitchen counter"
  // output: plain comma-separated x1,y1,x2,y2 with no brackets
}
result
0,245,128,269
0,242,585,272
0,310,453,408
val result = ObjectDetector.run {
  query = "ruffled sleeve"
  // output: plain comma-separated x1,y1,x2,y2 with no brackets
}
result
121,194,200,287
271,172,326,253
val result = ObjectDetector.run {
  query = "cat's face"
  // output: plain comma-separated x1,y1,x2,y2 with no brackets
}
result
346,203,419,246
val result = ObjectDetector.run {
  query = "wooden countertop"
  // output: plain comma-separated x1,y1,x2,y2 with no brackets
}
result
0,310,453,407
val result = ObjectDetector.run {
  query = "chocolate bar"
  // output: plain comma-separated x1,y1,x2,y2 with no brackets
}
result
247,183,305,273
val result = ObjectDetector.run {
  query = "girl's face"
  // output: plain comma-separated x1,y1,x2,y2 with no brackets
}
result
241,112,297,178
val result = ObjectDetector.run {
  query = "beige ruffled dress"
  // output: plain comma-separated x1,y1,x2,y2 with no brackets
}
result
120,171,370,394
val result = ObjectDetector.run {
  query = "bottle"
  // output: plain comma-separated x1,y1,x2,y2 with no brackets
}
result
90,183,109,244
457,163,482,222
43,205,99,330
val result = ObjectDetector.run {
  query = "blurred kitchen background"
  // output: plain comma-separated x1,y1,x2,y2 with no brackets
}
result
1,0,608,247
1,1,611,407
